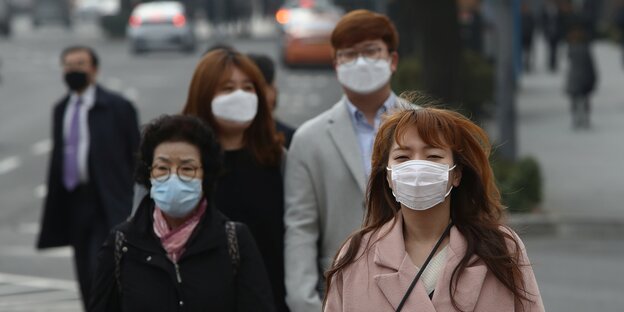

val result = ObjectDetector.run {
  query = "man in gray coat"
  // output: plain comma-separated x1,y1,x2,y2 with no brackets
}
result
283,10,403,311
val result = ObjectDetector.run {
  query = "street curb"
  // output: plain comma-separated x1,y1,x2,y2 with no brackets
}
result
507,213,624,238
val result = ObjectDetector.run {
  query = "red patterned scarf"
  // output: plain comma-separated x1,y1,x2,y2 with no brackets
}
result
153,200,207,263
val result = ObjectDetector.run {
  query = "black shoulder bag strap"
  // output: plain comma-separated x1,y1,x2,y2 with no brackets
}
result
395,221,454,312
225,221,241,276
114,230,126,297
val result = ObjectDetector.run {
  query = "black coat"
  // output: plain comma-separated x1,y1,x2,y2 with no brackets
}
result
37,85,139,248
215,149,288,311
566,43,597,96
275,120,295,149
89,198,276,312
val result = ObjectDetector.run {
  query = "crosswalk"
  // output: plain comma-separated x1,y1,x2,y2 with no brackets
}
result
0,222,81,311
0,273,81,311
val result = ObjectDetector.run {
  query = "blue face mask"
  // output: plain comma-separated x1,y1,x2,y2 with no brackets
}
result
150,175,202,218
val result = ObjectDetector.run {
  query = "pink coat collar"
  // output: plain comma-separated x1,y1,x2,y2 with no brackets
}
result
372,214,487,311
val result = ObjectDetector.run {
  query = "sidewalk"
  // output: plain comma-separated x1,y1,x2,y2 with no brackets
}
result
0,273,81,311
509,39,624,236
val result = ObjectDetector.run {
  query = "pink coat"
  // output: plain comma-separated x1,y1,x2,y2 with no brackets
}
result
324,215,545,312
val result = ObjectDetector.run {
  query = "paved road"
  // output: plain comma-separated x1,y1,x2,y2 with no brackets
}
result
1,15,623,312
0,15,341,311
525,235,624,311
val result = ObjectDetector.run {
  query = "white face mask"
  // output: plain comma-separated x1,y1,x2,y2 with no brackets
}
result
387,160,457,211
211,89,258,123
336,57,392,94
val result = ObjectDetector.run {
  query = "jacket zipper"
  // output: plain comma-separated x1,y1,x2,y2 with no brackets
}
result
121,240,184,285
174,262,182,283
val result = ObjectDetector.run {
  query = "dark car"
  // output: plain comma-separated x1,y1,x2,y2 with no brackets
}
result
0,0,12,36
32,0,72,28
9,0,33,13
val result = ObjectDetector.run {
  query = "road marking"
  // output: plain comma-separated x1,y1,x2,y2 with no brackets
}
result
308,93,322,107
0,246,72,258
314,76,331,88
124,87,140,103
104,77,123,92
0,272,77,292
31,139,52,155
0,156,21,175
34,184,47,199
195,19,211,39
17,222,40,235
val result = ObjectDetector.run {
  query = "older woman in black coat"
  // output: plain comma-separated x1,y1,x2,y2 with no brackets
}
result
89,115,275,312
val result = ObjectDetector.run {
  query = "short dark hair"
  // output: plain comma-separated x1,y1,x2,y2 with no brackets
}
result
247,53,275,84
60,45,100,69
135,115,223,200
331,9,399,52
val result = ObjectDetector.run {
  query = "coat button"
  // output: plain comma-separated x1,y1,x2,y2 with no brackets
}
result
179,301,184,306
122,247,128,253
146,256,152,262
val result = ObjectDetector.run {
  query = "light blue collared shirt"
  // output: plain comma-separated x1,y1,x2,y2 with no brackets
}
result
345,93,397,176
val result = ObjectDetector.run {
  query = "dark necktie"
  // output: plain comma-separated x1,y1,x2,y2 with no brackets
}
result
63,97,82,191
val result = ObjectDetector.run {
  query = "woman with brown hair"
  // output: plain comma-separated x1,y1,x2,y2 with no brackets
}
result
323,95,544,311
182,48,288,312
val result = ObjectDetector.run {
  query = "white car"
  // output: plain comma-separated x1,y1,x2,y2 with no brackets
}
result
127,1,195,54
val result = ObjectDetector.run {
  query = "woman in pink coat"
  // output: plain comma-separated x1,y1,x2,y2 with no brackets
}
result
324,95,545,312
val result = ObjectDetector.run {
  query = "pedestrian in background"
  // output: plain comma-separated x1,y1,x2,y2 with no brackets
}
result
36,46,140,309
457,0,484,55
182,49,288,312
324,97,544,311
615,2,624,68
541,0,566,72
247,53,296,148
565,21,596,129
284,10,404,312
521,1,536,72
90,115,274,311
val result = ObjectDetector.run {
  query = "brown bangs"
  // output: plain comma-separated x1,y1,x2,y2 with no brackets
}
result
214,62,234,88
393,109,459,151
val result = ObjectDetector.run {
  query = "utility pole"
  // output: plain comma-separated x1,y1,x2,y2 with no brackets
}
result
495,0,518,161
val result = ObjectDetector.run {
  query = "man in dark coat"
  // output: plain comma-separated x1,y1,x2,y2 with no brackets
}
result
37,46,140,309
541,0,566,72
565,23,596,129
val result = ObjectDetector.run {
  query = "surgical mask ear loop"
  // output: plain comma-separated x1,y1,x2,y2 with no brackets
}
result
446,164,458,196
